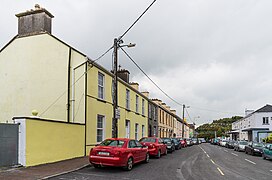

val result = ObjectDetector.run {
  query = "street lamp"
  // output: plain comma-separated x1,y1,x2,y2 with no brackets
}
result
182,105,190,138
112,38,136,138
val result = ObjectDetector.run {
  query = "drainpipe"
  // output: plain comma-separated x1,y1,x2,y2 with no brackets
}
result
67,48,72,123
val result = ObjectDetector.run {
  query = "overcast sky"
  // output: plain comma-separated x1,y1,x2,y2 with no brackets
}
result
1,0,272,125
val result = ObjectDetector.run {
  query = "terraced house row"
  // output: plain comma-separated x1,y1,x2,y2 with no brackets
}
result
0,5,189,167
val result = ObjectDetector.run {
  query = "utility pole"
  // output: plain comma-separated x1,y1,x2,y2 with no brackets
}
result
112,38,118,138
182,104,185,138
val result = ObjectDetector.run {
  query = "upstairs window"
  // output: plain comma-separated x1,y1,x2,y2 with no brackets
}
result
98,72,105,100
136,95,139,113
126,89,130,110
142,99,145,116
263,117,269,125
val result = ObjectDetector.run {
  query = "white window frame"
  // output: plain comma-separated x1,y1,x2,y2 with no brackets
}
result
142,125,145,137
97,115,105,143
125,120,130,138
136,95,139,113
135,123,139,140
263,117,269,125
98,72,105,100
142,99,145,116
126,89,130,110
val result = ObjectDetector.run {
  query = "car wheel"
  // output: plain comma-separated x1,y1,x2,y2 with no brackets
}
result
124,157,133,171
263,154,266,160
145,153,150,163
157,150,161,158
165,148,168,155
93,164,100,168
245,151,247,154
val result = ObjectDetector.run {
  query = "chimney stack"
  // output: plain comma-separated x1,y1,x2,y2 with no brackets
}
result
130,82,139,91
16,4,54,36
141,91,149,98
117,69,130,83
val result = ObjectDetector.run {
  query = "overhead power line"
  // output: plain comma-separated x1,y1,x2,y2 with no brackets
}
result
190,106,243,115
118,0,157,41
92,46,113,62
120,47,183,106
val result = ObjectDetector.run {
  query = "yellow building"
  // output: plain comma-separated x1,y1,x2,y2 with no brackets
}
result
0,5,148,166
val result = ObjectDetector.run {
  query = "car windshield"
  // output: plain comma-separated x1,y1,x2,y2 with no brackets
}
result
239,141,248,145
139,138,156,143
100,140,125,147
253,142,263,147
163,138,171,142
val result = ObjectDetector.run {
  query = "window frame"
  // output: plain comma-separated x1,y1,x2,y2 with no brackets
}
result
142,99,145,116
136,95,139,113
135,123,139,140
126,89,130,110
98,72,105,100
97,114,105,143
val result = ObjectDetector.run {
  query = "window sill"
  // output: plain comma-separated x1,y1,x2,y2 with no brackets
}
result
136,112,140,115
97,98,106,103
262,124,270,125
142,115,146,117
126,109,131,112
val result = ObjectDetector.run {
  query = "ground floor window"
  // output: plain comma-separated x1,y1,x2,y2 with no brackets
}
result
142,125,145,138
135,123,139,140
97,115,105,142
126,120,130,138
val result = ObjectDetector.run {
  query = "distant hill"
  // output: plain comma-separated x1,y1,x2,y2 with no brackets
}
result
196,116,242,139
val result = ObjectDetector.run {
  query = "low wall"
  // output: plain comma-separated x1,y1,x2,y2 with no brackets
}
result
14,117,85,167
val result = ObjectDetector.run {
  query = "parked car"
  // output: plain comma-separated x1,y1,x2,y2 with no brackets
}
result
191,138,198,145
219,140,228,147
179,138,188,147
245,142,264,156
198,138,206,143
185,138,193,146
162,138,175,153
226,140,235,149
263,143,272,160
139,137,167,158
234,141,248,152
89,138,149,171
172,138,182,150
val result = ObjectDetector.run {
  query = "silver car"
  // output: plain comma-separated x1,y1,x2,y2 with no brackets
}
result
234,141,248,152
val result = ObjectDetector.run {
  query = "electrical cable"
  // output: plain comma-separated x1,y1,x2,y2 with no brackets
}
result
118,0,157,41
92,46,113,62
40,66,91,116
120,47,183,106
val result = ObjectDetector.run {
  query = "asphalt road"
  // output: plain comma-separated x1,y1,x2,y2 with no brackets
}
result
50,143,272,180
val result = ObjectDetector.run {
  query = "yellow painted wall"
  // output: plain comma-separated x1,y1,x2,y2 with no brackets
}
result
0,34,87,124
85,65,148,153
25,118,85,166
0,34,69,122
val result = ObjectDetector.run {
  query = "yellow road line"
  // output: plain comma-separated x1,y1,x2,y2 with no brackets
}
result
210,159,215,164
217,167,225,176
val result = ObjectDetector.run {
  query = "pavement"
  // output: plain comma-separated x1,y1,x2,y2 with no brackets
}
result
0,156,89,180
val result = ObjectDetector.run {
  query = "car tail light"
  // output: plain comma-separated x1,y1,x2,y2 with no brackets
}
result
112,151,121,157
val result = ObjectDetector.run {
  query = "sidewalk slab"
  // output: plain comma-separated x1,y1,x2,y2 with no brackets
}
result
0,156,89,180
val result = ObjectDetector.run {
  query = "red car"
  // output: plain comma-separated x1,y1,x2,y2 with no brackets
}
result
89,138,149,171
139,137,167,158
179,138,187,148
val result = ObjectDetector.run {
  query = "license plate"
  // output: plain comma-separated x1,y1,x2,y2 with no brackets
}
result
98,152,109,156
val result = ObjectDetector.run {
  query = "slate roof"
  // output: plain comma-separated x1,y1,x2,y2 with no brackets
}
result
254,104,272,113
